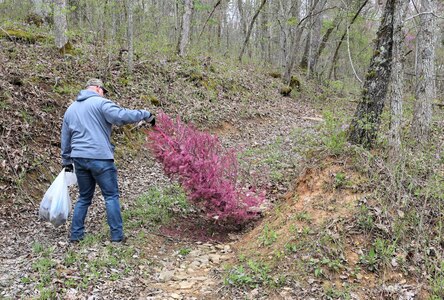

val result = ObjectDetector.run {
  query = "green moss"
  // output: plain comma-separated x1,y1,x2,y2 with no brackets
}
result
53,82,78,95
59,41,75,55
280,86,292,96
269,72,282,79
141,94,161,106
190,71,204,82
366,70,377,80
289,75,300,90
0,28,46,43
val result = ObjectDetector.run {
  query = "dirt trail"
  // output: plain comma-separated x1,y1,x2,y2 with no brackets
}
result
0,97,319,299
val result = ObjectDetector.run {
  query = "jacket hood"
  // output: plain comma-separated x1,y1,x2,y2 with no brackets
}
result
76,90,101,101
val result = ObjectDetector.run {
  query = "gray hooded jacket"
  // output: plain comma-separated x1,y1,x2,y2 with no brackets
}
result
61,90,151,165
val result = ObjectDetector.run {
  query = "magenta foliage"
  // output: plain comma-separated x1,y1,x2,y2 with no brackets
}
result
147,112,265,224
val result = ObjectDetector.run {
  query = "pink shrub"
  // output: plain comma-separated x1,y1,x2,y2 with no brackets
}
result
147,112,265,224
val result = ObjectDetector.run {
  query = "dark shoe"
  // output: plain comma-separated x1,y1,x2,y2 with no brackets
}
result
111,236,127,243
69,239,82,244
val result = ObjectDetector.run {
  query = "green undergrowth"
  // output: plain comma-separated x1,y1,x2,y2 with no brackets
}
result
27,239,152,298
123,183,190,230
225,103,444,298
25,184,190,298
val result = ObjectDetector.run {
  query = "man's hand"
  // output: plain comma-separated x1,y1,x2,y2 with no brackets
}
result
63,164,74,172
145,114,156,127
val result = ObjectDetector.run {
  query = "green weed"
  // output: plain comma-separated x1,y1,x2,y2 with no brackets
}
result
320,110,348,155
224,259,283,288
259,224,278,246
294,211,312,223
123,183,189,228
334,172,348,189
356,204,374,232
359,238,396,271
32,242,45,254
178,247,191,256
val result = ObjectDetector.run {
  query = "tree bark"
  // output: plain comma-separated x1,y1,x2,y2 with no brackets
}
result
127,0,134,73
178,0,193,57
237,0,247,39
31,0,49,19
54,0,69,50
238,0,268,62
348,0,396,148
411,0,437,143
388,0,409,161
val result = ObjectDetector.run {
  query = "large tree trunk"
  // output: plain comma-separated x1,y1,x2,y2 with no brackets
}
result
348,0,396,148
411,0,437,143
178,0,193,57
387,0,409,160
54,0,69,50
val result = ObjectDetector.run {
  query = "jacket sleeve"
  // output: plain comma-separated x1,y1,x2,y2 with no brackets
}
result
61,117,73,165
101,99,151,126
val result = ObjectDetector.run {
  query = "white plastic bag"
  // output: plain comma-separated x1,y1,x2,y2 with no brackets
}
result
39,168,77,227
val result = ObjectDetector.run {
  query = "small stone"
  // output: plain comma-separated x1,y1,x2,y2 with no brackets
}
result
249,288,259,298
158,270,175,282
194,276,207,281
179,281,195,289
209,254,221,264
170,293,182,299
189,261,200,269
198,255,209,265
215,244,224,250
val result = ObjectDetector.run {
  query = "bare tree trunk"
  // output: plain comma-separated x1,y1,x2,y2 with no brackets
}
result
259,0,269,64
283,0,322,83
198,0,222,42
348,0,396,148
127,0,134,73
300,0,326,74
314,14,342,75
328,0,369,80
54,0,69,50
31,0,49,19
178,0,193,56
238,0,268,62
237,0,247,39
388,0,409,161
411,0,437,143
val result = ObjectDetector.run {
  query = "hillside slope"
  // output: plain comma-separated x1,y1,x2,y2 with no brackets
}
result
1,28,441,299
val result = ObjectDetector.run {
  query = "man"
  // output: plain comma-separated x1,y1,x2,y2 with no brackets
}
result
61,78,155,243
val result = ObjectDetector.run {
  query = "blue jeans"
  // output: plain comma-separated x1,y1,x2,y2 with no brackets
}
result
71,158,123,241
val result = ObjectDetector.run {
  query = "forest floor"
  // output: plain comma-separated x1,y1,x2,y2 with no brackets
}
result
0,84,321,299
0,33,433,299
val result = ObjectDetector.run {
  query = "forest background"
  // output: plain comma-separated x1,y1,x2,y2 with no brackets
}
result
1,0,444,299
